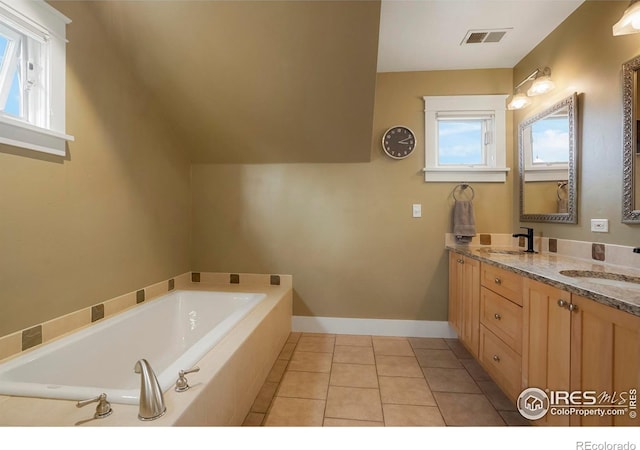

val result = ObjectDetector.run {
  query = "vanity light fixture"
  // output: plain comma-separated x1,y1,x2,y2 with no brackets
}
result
613,0,640,36
527,67,555,96
506,91,531,110
506,67,555,110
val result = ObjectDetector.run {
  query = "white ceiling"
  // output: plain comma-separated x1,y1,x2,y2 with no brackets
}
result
377,0,586,72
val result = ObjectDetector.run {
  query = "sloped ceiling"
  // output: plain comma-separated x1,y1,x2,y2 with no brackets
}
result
79,1,381,164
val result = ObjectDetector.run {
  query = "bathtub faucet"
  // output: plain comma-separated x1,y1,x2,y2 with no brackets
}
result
134,359,166,421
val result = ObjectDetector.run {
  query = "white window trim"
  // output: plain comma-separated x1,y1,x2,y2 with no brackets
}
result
423,95,509,183
0,0,73,156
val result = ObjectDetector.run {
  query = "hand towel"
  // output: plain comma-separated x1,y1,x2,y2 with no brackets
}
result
453,199,476,244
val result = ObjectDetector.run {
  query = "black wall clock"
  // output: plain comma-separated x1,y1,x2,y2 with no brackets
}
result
382,126,416,159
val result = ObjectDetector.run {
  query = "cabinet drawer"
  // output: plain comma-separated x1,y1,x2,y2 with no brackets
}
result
481,264,523,306
479,325,522,402
480,287,522,354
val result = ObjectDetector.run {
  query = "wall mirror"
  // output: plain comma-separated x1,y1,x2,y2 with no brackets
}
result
622,55,640,223
518,92,578,223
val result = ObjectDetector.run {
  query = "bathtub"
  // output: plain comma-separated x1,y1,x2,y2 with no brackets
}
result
0,290,264,405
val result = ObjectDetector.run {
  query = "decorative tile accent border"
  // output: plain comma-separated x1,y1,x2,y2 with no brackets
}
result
0,272,291,363
592,243,605,261
91,304,104,322
446,233,640,269
21,326,42,351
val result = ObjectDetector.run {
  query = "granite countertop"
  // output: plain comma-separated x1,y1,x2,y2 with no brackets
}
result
446,244,640,317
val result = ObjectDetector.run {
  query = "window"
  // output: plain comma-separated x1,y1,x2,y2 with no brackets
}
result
423,95,509,182
522,110,570,182
0,0,73,156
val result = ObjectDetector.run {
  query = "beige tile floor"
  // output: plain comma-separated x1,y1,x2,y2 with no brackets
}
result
242,332,531,427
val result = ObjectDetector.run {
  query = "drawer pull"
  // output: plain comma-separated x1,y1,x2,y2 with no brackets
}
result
557,299,568,308
494,313,501,320
457,259,464,264
494,277,502,285
568,303,579,312
492,354,501,362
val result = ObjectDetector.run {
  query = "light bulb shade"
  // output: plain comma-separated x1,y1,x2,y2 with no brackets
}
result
527,75,555,96
613,1,640,36
507,93,531,110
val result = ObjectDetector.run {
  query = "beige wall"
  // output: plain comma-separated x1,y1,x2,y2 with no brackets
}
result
513,1,640,243
85,0,381,164
0,2,192,336
192,69,514,321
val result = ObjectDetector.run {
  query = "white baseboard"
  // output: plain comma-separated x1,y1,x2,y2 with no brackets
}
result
291,316,457,338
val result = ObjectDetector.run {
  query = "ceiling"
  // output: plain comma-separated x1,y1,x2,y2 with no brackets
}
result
377,0,585,72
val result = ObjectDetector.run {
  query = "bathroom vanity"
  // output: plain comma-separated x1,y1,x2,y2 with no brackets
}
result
447,239,640,427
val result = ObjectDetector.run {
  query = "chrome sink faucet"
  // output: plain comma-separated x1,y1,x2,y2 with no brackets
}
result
134,359,166,421
513,227,536,253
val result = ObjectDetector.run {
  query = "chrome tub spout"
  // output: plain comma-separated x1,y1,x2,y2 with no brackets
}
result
134,359,166,421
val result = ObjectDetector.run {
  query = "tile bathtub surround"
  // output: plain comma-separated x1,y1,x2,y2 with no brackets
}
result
245,332,529,427
0,271,284,364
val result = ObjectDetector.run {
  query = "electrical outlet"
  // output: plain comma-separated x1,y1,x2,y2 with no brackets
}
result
590,219,609,233
412,204,422,218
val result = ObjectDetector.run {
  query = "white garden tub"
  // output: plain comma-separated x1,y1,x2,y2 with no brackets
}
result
0,290,264,405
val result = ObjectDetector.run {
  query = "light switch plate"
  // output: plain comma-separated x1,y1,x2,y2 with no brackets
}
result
590,219,608,232
412,204,422,218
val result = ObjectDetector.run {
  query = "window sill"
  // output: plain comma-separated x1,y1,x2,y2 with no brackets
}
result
423,167,510,183
523,167,568,182
0,115,74,156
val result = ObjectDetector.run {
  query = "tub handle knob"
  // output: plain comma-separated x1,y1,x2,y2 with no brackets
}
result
76,393,113,419
175,366,200,392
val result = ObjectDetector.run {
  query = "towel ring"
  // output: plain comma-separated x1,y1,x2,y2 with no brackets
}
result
557,181,568,201
453,183,475,201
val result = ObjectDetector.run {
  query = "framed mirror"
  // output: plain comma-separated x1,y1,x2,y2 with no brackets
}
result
518,92,578,223
622,55,640,223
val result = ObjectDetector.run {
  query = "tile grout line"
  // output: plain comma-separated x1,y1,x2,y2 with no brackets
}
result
320,334,337,426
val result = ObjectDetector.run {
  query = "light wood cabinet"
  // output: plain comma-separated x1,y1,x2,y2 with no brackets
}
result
523,278,640,426
450,251,640,427
570,294,640,426
522,278,571,426
448,251,463,335
478,263,523,403
481,264,523,306
448,252,480,357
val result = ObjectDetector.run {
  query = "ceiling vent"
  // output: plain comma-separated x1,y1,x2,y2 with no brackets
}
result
461,29,511,45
